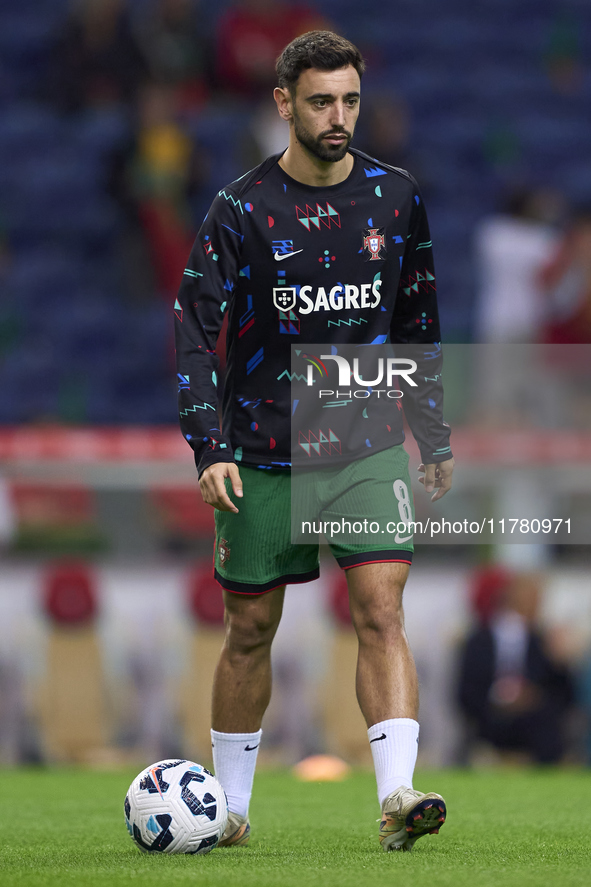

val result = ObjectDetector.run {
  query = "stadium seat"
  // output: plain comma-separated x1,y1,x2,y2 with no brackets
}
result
0,103,64,160
73,107,131,159
4,248,89,311
0,344,60,422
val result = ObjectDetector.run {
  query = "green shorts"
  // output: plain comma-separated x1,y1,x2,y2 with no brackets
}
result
214,445,414,594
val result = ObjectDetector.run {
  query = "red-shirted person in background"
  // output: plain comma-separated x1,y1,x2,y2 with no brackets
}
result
215,0,330,98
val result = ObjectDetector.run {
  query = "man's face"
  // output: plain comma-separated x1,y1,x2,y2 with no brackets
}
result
289,66,361,163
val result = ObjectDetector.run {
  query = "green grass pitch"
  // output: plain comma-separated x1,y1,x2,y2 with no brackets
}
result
1,768,590,887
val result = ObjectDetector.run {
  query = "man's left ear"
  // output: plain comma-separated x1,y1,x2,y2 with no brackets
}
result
274,87,293,122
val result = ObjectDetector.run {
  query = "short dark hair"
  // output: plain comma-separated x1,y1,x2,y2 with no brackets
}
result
276,31,365,93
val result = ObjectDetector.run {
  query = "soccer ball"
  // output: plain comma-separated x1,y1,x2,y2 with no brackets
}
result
124,759,228,854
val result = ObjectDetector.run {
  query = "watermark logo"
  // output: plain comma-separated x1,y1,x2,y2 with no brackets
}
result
304,354,417,391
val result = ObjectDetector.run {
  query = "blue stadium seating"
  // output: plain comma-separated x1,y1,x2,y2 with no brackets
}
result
0,342,60,422
0,103,64,160
0,0,589,418
73,107,131,159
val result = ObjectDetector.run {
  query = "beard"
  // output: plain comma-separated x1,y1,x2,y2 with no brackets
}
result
293,111,352,163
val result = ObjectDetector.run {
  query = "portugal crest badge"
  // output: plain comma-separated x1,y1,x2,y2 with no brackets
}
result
362,227,386,261
218,537,231,567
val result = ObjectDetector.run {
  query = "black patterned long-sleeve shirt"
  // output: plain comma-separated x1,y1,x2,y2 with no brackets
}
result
174,149,451,476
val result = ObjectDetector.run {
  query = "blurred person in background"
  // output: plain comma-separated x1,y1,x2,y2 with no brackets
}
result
240,99,290,168
135,0,214,111
539,206,591,345
544,9,583,96
457,570,575,765
0,470,16,552
471,187,564,429
214,0,329,99
578,653,591,766
48,0,147,114
356,93,430,195
474,186,563,344
108,82,210,303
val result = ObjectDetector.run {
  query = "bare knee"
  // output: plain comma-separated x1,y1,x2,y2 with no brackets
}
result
346,563,409,646
353,605,405,644
223,591,283,660
225,610,279,655
350,590,407,645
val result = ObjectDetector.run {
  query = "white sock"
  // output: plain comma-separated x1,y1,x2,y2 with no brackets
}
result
368,718,419,807
211,728,262,818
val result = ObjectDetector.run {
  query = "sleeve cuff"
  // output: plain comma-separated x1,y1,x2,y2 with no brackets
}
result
419,446,453,465
195,448,236,479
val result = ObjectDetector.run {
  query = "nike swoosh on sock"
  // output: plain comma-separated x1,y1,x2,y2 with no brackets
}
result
369,733,387,743
244,744,259,751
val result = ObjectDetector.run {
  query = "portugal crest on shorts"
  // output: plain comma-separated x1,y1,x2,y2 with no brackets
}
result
362,227,386,261
218,537,231,567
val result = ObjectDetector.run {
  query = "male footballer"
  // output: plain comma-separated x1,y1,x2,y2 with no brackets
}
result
175,30,454,851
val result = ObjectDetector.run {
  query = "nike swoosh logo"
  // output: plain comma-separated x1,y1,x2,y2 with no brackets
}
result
244,744,259,751
274,249,303,261
369,733,387,743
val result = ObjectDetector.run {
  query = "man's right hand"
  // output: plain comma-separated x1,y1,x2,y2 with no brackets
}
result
199,462,243,513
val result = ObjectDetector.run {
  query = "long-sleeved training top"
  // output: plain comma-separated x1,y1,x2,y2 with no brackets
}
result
175,148,452,476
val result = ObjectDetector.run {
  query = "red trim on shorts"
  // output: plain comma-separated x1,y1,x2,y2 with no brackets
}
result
335,549,413,570
214,567,320,595
342,558,412,569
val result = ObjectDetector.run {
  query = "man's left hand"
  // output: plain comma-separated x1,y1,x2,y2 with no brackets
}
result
418,458,455,501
